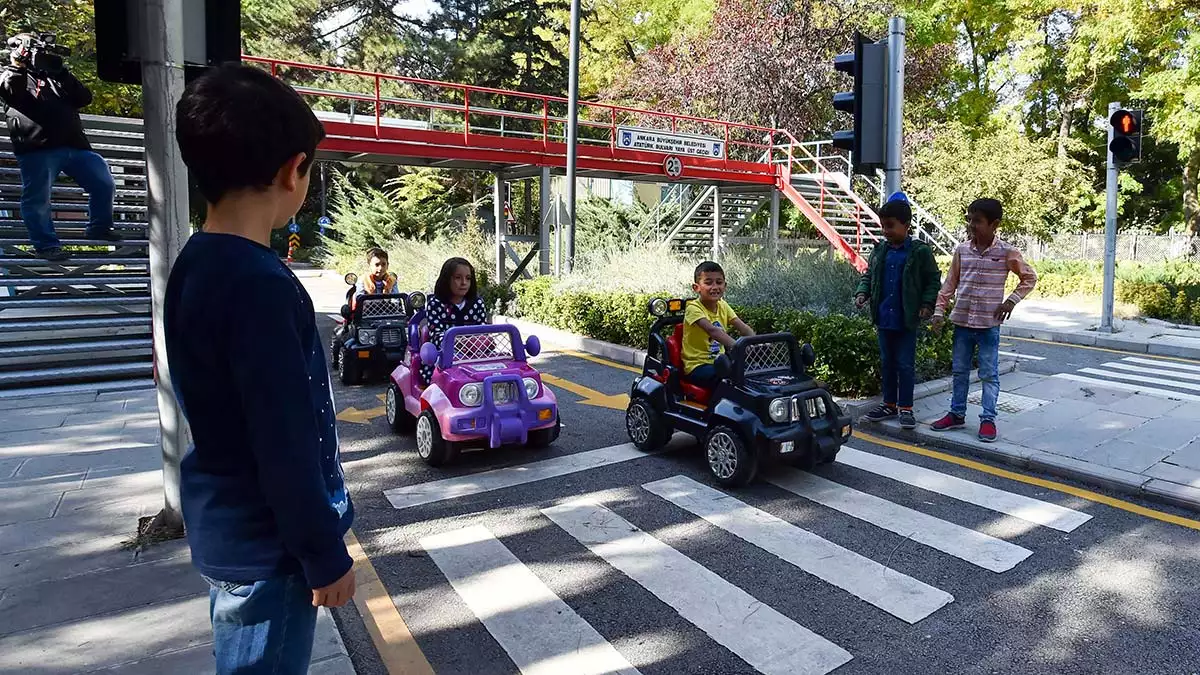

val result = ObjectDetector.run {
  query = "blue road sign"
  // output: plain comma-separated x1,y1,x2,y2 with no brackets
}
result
318,216,331,227
288,222,300,233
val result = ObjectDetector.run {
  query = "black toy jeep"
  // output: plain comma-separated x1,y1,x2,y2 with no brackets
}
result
625,297,852,486
330,273,425,385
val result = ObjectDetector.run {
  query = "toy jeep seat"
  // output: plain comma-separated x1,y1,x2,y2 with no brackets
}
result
665,323,712,405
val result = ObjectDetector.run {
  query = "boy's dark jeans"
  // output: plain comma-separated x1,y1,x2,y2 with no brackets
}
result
878,328,917,408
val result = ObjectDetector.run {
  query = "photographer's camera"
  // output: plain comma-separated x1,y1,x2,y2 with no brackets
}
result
6,32,70,72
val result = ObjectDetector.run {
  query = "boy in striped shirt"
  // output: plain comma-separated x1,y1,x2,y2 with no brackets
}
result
930,198,1037,442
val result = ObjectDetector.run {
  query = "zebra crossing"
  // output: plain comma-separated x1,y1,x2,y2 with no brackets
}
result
1055,355,1200,402
393,441,1093,675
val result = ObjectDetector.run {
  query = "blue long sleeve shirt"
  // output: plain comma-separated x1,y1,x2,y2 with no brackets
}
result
878,238,910,331
165,232,353,589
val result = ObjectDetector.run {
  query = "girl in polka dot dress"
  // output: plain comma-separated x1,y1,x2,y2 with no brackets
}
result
420,257,489,385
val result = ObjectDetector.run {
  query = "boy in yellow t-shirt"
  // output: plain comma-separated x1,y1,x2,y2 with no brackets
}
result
682,261,756,387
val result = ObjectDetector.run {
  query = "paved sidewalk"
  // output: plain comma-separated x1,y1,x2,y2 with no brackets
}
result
866,367,1200,511
1007,298,1200,359
0,387,355,674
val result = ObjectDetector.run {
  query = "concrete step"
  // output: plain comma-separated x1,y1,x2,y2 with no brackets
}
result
0,256,148,266
1,337,152,358
0,275,149,288
0,201,147,213
0,184,147,199
0,314,150,333
0,237,150,247
0,360,153,389
0,137,144,159
0,295,150,310
0,166,147,183
0,377,153,400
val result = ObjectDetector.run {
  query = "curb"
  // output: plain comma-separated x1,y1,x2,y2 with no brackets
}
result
864,416,1200,514
1002,324,1200,360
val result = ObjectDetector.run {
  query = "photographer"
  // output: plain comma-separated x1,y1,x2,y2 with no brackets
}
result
0,33,118,261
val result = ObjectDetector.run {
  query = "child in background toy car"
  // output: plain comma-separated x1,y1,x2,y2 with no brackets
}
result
626,297,852,487
330,271,424,385
419,257,489,386
386,323,560,466
353,247,398,307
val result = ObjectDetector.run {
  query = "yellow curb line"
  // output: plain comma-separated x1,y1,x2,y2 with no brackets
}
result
854,430,1200,532
346,529,435,675
1007,335,1200,364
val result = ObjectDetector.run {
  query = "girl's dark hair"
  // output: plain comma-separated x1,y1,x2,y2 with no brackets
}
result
434,257,478,303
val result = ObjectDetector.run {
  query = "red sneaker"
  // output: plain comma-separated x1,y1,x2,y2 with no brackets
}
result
930,413,966,431
979,420,997,443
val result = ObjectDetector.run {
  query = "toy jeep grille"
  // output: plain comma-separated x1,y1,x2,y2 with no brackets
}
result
380,328,404,347
362,297,405,319
744,341,791,374
453,331,514,363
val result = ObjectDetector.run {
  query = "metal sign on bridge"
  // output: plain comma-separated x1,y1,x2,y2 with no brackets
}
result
617,127,725,159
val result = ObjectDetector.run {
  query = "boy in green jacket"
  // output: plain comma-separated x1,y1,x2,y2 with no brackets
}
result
854,193,942,429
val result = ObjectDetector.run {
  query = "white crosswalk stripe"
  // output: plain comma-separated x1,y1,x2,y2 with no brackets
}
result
1077,367,1200,392
643,475,954,623
1052,357,1200,402
1100,361,1200,383
394,444,1093,673
1122,356,1200,373
766,468,1033,572
542,498,855,675
836,447,1092,532
1053,372,1200,402
421,525,641,675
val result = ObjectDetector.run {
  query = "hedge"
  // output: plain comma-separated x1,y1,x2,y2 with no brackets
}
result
1005,260,1200,326
512,277,954,398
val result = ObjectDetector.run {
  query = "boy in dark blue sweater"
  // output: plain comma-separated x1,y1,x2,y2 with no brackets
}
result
166,64,354,673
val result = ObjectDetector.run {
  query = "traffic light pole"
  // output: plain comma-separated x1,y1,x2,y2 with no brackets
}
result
142,0,191,533
563,0,581,273
884,17,905,196
1100,101,1120,333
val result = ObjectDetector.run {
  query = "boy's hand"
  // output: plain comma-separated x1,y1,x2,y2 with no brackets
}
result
854,293,869,309
994,300,1016,323
919,307,933,320
312,567,356,608
930,315,944,332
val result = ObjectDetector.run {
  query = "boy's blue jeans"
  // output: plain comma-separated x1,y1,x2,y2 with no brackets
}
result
16,147,115,251
950,325,1001,422
877,328,917,408
204,573,318,674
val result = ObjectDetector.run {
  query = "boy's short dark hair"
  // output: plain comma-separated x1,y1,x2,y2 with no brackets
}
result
176,64,325,205
365,247,388,262
878,199,912,225
967,198,1003,224
694,260,724,283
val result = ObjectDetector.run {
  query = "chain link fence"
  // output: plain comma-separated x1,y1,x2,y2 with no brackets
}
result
1009,233,1200,263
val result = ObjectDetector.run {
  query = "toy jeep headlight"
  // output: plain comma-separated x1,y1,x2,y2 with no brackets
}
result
649,297,668,316
523,377,539,398
357,329,377,345
768,397,790,423
459,383,483,407
409,291,426,309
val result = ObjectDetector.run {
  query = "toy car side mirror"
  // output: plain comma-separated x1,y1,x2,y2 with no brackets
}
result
713,354,732,381
801,343,816,368
420,342,439,366
525,335,541,357
344,272,358,286
340,304,351,321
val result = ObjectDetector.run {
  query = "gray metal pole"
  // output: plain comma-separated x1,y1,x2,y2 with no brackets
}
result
884,16,906,196
769,189,780,256
564,0,581,273
538,167,551,275
142,0,191,532
712,185,722,260
494,173,505,283
1101,101,1120,333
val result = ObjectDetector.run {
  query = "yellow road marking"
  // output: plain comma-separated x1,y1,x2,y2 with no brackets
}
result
337,393,389,424
541,373,630,410
854,430,1200,531
346,529,436,675
562,349,643,374
1007,335,1200,365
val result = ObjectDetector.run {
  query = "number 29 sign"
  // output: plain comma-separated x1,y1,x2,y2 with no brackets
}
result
663,155,683,179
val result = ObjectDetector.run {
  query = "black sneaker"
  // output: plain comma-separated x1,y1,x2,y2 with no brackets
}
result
36,247,70,261
85,228,123,242
863,404,898,422
898,409,917,429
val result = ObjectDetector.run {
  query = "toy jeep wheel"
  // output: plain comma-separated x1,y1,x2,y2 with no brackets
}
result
626,398,670,452
386,384,415,433
339,348,360,386
528,415,561,448
705,426,756,487
416,410,458,466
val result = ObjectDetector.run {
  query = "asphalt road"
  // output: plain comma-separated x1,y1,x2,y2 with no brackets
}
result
321,321,1200,675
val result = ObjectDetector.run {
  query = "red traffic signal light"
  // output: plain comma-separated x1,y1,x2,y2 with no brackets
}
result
1108,109,1143,165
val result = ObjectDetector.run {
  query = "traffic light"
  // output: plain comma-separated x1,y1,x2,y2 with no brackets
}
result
832,32,887,175
94,0,241,85
1108,109,1143,165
